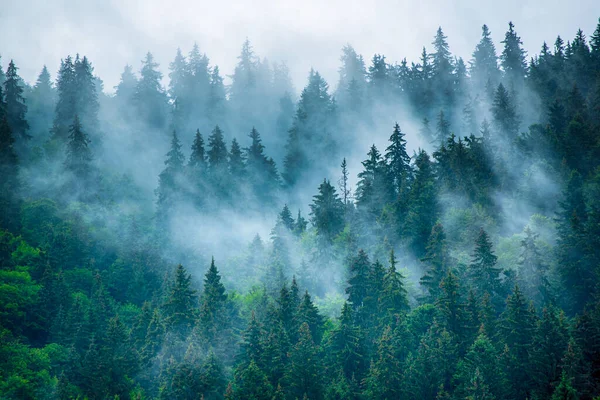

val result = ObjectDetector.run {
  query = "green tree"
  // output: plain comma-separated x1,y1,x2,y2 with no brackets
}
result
3,60,29,142
162,264,198,335
285,322,324,400
309,179,345,243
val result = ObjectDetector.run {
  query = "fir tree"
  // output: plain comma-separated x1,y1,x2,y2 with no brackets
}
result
384,123,412,195
3,60,29,142
162,264,198,334
468,229,503,304
64,115,93,184
134,52,168,130
0,109,20,230
420,223,449,302
470,24,500,90
309,179,345,243
500,22,528,85
285,322,324,400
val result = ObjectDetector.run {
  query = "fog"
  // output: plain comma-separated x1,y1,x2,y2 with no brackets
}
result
3,0,599,91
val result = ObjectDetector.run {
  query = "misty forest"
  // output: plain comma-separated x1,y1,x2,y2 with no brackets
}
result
2,17,600,400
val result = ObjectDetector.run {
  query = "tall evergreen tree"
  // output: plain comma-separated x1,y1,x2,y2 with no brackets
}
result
162,264,198,334
468,228,503,305
384,123,412,195
64,115,93,187
309,179,345,243
500,22,528,85
134,52,168,130
3,60,29,142
0,106,20,230
470,24,500,90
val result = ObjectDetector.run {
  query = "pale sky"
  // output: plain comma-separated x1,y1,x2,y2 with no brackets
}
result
1,0,598,93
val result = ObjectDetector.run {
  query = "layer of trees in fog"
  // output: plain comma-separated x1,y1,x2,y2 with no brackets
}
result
1,17,600,399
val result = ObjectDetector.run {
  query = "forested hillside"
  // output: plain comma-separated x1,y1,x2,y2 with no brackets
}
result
2,19,600,399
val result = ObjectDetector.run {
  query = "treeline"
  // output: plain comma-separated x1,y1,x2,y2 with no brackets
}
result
0,18,600,400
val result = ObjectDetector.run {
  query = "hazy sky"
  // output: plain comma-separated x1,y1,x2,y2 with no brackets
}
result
1,0,598,93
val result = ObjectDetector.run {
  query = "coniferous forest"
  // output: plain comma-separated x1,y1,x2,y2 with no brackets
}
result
2,17,600,400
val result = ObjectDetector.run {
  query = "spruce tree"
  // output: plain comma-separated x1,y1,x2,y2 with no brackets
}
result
491,83,519,140
64,115,93,188
384,123,412,195
470,24,500,90
199,257,230,344
3,60,29,142
0,107,20,230
500,22,528,85
285,322,324,400
346,249,371,314
162,264,198,335
189,129,206,169
51,56,77,141
379,250,409,326
28,66,55,141
309,178,345,243
420,223,449,302
73,55,99,135
156,131,185,225
134,52,168,130
363,326,403,399
468,228,503,305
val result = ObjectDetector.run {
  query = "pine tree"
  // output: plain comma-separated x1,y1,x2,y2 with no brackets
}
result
199,257,230,344
384,123,412,195
237,311,264,370
468,229,503,305
134,52,168,130
500,22,528,85
420,223,449,302
338,158,351,207
156,131,185,225
278,204,295,231
231,360,273,400
115,64,137,106
3,60,29,142
379,250,409,326
186,43,211,122
453,332,506,399
285,322,324,400
363,326,403,399
551,371,579,400
529,306,569,398
470,24,500,90
491,83,519,140
295,290,324,344
245,127,280,202
309,178,345,243
405,149,438,258
326,302,366,381
356,145,392,217
73,55,99,135
346,250,371,313
168,48,189,131
518,226,550,306
162,264,198,335
368,54,390,100
435,110,451,144
229,138,246,181
500,285,535,399
51,56,77,141
208,65,227,124
28,65,55,141
207,125,228,173
188,129,206,169
64,115,93,186
431,27,455,106
436,270,467,344
0,107,20,231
